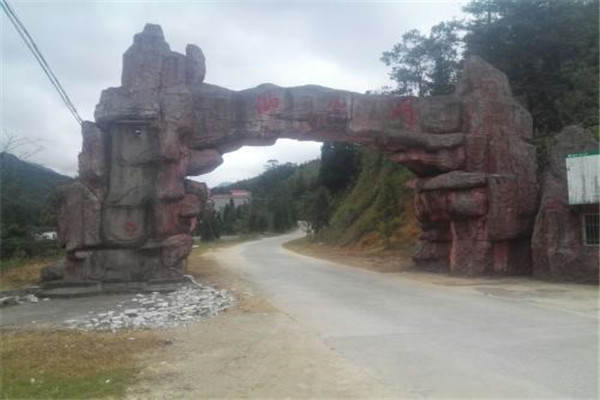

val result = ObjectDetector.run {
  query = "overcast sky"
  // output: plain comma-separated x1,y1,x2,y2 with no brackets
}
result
1,0,465,187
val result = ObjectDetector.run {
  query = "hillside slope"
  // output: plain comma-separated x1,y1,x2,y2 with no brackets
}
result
0,152,72,256
319,147,419,250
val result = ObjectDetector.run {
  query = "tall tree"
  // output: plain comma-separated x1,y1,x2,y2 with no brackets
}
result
318,142,359,194
382,0,599,135
462,0,599,133
381,21,461,96
301,187,331,235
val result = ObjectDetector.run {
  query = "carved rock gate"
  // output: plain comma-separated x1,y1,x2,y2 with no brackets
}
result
43,24,540,288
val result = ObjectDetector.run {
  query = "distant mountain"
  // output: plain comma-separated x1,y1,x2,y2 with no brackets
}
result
0,152,72,236
213,181,233,189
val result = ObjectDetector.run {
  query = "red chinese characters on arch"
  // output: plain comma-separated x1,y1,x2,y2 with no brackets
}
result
255,94,280,115
388,98,418,128
124,220,137,236
326,97,346,117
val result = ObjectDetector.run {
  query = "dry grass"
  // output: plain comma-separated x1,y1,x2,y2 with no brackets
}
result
0,329,162,399
394,194,421,245
284,237,413,274
0,258,51,290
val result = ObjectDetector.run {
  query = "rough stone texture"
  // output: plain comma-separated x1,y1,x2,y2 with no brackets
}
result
45,24,549,286
185,44,206,86
184,180,210,201
531,126,599,282
57,182,102,252
78,121,106,183
188,149,223,176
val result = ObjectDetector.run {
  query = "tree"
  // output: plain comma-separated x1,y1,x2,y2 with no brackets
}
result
318,142,359,194
221,199,237,235
427,22,462,95
264,159,279,170
462,0,599,133
1,133,46,160
197,208,221,241
300,186,331,236
382,0,599,135
381,21,462,96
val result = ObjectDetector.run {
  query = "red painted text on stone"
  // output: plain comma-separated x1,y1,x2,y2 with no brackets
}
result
255,94,280,115
389,98,418,127
124,221,137,235
326,97,346,116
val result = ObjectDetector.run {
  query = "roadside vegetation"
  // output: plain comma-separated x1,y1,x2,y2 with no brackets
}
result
0,256,61,290
0,151,69,290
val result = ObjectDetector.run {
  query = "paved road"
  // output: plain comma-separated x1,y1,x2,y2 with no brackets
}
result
225,232,599,398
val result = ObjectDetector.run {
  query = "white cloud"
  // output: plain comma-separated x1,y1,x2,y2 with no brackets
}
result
199,139,322,188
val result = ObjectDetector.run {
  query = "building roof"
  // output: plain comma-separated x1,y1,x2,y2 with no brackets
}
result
211,190,251,199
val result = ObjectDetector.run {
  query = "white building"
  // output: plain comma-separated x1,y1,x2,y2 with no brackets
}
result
35,231,58,240
210,190,251,213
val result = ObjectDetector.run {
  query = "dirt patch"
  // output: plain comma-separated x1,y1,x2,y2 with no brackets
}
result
126,312,392,399
284,236,412,273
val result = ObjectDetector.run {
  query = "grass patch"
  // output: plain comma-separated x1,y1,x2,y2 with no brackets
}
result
284,236,413,274
0,255,61,290
0,235,263,291
0,329,162,399
320,148,418,249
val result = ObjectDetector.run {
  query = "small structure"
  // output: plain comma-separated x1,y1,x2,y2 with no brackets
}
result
532,126,599,282
566,151,599,246
211,190,251,213
35,231,58,241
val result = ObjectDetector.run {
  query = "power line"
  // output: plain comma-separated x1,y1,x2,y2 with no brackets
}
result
1,0,82,125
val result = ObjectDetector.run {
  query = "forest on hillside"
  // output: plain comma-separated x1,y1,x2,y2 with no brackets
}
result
0,152,71,259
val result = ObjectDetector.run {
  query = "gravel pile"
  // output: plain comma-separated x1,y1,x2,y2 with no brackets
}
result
63,283,235,331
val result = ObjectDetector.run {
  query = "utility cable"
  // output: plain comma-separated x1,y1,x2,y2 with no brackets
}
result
1,0,83,125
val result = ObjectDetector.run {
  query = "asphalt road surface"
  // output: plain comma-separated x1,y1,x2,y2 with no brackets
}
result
225,232,598,398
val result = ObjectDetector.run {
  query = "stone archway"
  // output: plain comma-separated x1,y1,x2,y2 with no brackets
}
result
43,24,538,290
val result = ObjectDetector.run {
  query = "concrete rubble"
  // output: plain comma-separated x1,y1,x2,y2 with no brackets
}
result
0,293,44,307
63,283,234,331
